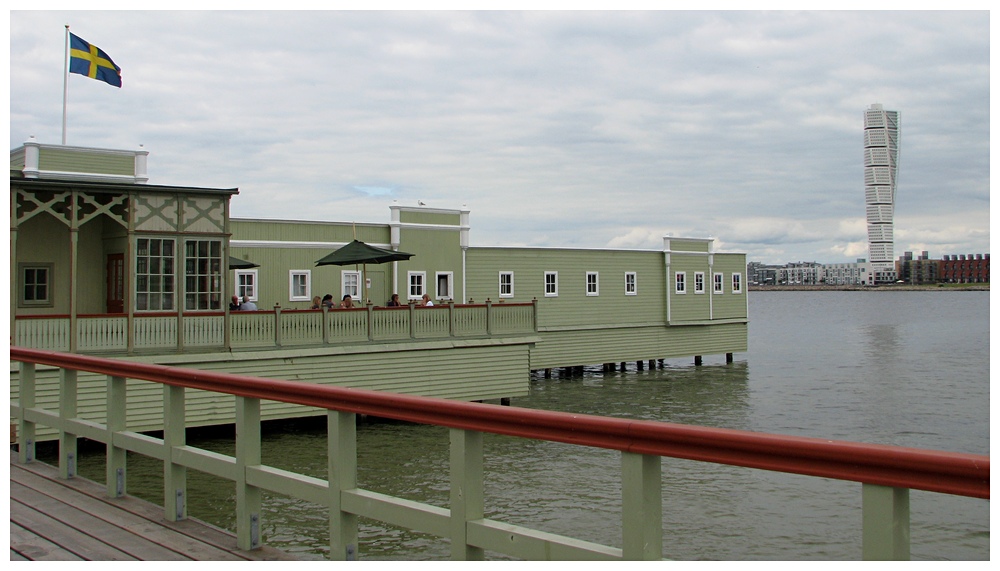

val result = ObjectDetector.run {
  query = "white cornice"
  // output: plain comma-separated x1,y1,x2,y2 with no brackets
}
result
230,239,392,250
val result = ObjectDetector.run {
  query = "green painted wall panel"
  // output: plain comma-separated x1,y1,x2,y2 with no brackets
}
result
38,148,135,176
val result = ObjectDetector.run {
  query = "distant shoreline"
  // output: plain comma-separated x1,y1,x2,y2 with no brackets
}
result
749,284,989,292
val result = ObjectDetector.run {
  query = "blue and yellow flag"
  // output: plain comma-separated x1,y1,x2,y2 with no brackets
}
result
69,33,122,88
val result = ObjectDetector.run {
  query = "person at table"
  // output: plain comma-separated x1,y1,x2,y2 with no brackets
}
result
420,294,434,307
387,293,401,307
240,295,258,311
229,295,241,311
310,295,322,309
339,294,354,309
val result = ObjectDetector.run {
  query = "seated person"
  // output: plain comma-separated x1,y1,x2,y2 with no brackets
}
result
387,293,401,307
240,295,258,311
420,294,434,307
339,294,354,309
321,294,334,309
229,295,241,311
310,295,322,309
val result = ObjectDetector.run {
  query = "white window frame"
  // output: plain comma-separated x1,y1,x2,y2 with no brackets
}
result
544,271,558,297
289,270,311,302
436,271,454,301
408,271,426,300
342,270,361,301
235,269,258,302
713,272,724,294
694,272,705,294
499,271,514,298
19,262,54,307
624,272,637,296
586,271,599,296
732,272,743,294
675,271,686,294
135,237,176,311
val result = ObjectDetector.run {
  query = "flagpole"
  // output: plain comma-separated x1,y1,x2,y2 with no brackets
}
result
62,25,69,145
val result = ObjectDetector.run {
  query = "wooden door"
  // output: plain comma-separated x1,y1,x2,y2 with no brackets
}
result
106,253,125,313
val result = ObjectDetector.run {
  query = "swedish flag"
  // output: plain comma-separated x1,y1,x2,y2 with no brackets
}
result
69,33,122,88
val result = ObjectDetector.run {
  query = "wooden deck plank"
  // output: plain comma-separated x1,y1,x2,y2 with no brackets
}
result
12,481,196,561
10,451,301,561
10,522,85,561
10,498,139,561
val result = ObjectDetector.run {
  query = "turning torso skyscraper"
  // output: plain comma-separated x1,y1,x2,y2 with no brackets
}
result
863,103,899,283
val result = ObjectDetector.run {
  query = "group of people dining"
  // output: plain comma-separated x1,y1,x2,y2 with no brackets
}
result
230,293,436,312
310,293,435,309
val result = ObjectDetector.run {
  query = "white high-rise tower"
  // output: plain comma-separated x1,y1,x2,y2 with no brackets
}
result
863,103,899,283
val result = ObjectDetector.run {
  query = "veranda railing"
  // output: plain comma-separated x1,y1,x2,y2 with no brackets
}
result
10,347,989,561
13,300,538,354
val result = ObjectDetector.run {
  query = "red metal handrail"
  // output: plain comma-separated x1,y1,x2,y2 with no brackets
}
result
10,346,988,499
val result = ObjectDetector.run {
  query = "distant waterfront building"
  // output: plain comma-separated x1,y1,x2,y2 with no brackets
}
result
822,259,868,286
779,262,822,285
939,253,990,284
863,103,900,284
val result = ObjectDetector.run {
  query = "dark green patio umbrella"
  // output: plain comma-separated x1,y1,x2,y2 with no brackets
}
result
228,256,259,269
315,240,414,304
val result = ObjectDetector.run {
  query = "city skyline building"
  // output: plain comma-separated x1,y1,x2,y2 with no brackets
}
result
863,103,900,283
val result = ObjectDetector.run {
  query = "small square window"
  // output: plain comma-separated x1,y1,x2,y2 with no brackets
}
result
586,272,599,296
408,272,426,300
289,270,311,302
625,272,637,295
19,263,53,307
544,271,558,297
235,269,258,301
499,271,514,298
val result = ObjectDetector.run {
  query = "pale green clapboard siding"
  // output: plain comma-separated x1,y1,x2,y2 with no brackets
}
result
11,339,533,442
11,148,25,170
38,147,135,176
669,253,713,322
528,323,748,370
466,248,668,327
399,210,461,226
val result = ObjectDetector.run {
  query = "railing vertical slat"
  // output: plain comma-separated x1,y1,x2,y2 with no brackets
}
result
18,362,36,464
236,396,262,550
59,368,78,479
106,375,127,497
621,452,662,560
328,410,359,560
163,384,187,522
450,428,485,561
862,483,910,560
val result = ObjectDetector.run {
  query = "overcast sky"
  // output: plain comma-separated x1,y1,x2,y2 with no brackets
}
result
8,9,991,264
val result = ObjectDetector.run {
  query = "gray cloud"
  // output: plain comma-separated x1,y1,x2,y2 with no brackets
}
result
9,10,990,263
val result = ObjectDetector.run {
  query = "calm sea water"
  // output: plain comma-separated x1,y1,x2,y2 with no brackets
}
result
67,290,990,560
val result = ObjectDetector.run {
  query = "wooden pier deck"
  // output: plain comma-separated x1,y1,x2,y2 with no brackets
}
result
9,450,299,561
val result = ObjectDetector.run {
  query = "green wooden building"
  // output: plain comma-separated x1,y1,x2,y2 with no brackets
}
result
11,140,746,440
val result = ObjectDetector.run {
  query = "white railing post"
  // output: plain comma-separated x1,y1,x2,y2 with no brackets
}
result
59,367,78,479
236,396,263,550
106,375,127,497
450,428,485,561
18,362,36,464
163,384,187,521
328,410,359,560
862,483,910,560
621,452,662,560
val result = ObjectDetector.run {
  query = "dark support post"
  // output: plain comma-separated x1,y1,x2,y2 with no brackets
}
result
544,368,551,378
726,352,734,363
620,362,626,372
636,360,644,371
694,355,703,366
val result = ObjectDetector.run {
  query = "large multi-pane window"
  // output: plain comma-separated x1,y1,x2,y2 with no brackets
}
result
19,263,53,307
499,271,514,298
544,271,558,297
185,240,223,310
136,238,175,311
